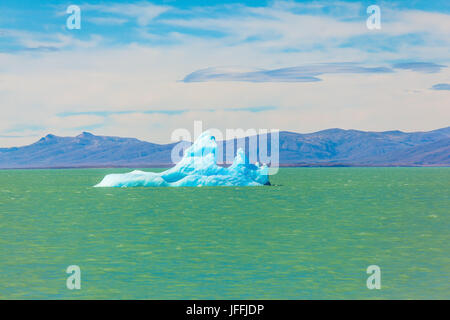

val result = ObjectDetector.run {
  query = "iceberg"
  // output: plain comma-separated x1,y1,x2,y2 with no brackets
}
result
95,131,270,187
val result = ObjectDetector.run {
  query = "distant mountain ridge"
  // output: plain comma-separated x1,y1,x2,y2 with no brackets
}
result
274,127,450,165
0,127,449,168
0,132,179,168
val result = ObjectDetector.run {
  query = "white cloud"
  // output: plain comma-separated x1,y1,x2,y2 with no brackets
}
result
86,17,128,26
84,2,171,26
1,29,103,50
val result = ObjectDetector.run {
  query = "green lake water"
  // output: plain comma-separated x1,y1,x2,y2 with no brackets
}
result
0,168,448,299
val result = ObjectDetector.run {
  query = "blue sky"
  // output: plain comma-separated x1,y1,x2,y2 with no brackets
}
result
0,0,449,146
1,0,449,51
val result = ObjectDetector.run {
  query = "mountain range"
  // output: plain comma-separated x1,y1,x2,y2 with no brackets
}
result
0,127,449,168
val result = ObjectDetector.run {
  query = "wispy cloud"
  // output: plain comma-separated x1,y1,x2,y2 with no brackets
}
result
230,106,277,112
86,17,128,26
183,61,450,83
0,134,36,139
183,63,394,83
4,124,45,134
183,67,320,83
431,83,450,90
393,62,447,73
57,110,187,117
84,3,171,26
57,107,275,117
0,29,102,52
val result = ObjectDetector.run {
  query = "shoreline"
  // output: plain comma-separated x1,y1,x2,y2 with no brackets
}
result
1,164,449,170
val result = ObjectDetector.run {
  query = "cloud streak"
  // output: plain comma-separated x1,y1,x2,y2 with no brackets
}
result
57,110,187,117
183,61,449,83
84,3,171,26
183,63,395,83
431,83,450,91
392,62,447,73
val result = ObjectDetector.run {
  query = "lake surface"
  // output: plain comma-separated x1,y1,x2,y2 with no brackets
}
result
0,168,448,299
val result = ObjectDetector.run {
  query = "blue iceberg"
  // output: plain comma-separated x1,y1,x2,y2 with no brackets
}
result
95,131,270,187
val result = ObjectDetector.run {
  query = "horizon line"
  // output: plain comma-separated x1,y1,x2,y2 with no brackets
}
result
1,125,449,149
